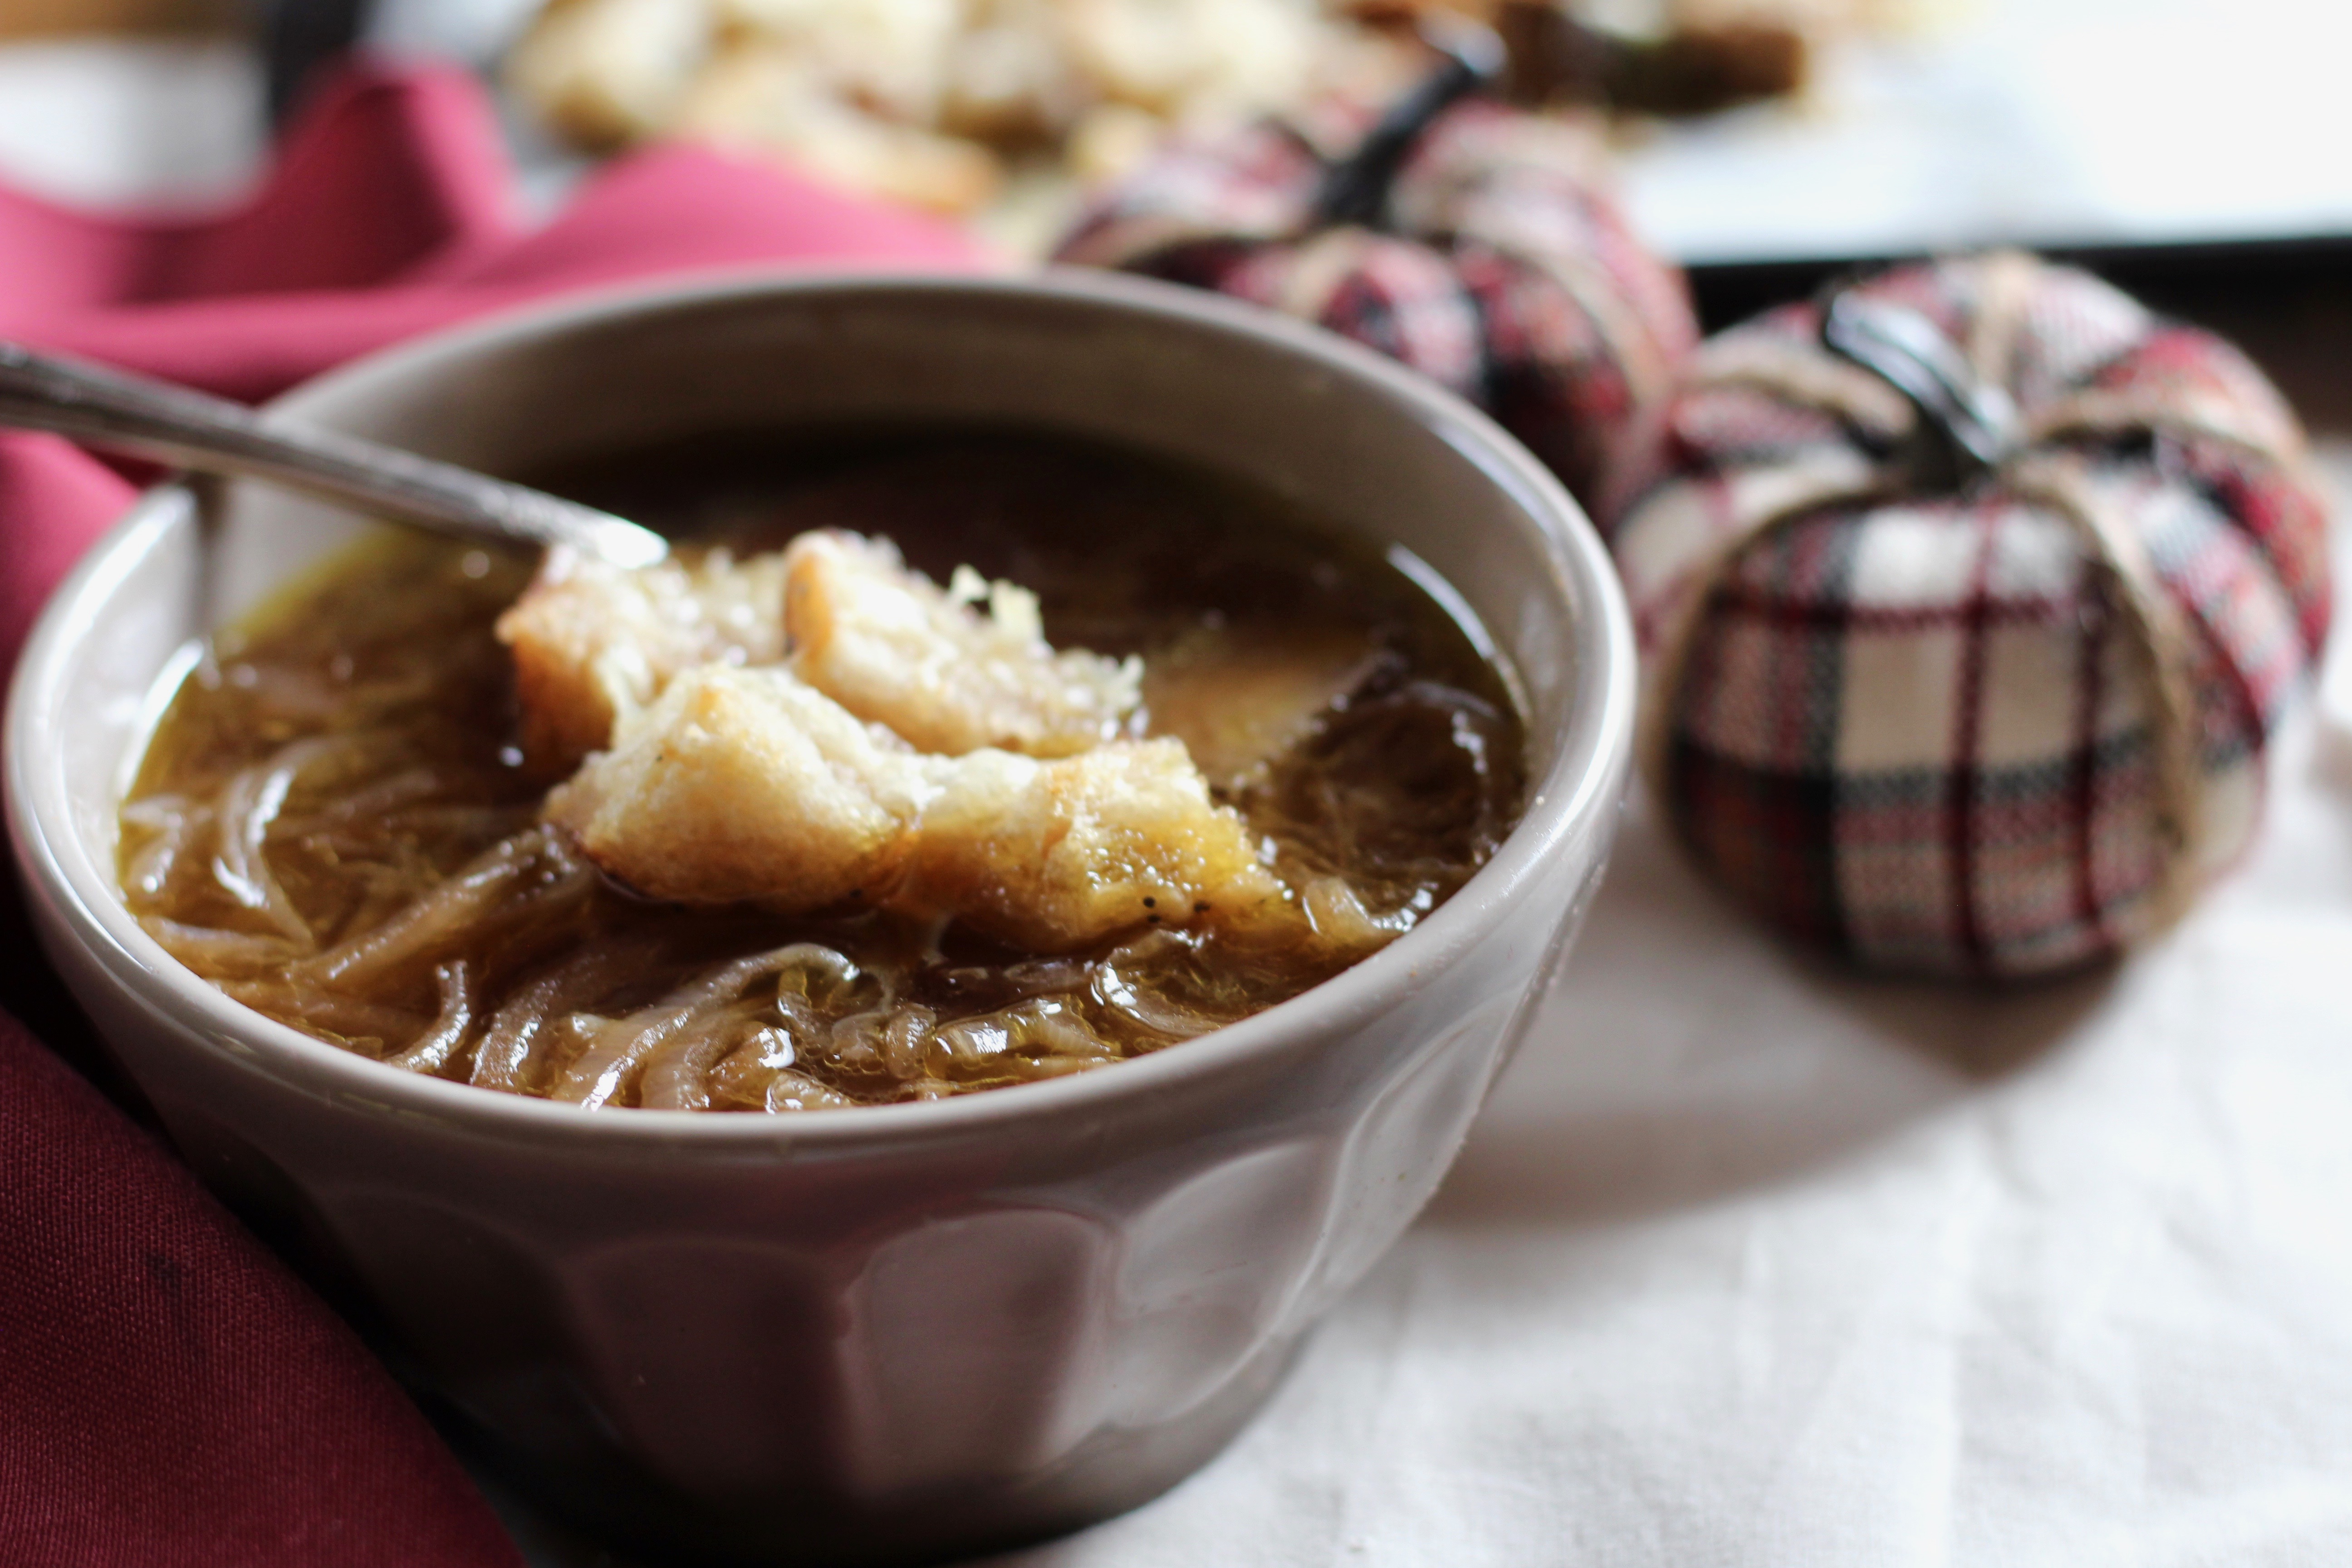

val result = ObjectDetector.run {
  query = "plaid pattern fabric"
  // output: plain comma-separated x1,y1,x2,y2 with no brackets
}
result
1054,100,1697,502
1602,256,2332,980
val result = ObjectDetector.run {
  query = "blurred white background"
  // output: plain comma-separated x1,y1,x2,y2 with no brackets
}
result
1622,0,2352,261
5,0,2351,263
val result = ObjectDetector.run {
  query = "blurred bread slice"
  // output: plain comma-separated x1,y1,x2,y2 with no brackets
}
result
675,42,1002,212
713,0,963,122
941,0,1090,142
0,0,239,36
506,0,716,149
1061,0,1325,119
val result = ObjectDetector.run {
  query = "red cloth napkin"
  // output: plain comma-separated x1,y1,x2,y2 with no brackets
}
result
0,59,976,1566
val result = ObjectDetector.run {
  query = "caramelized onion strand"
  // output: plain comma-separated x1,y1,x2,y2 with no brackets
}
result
553,944,856,1110
470,936,665,1094
386,960,476,1075
210,736,343,949
297,828,593,989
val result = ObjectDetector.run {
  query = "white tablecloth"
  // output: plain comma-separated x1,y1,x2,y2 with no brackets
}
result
12,40,2352,1567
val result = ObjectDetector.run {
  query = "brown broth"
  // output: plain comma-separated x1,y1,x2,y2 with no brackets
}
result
120,429,1525,1110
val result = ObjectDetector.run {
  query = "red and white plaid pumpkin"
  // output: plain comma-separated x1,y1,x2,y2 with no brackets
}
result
1600,253,2333,980
1055,95,1696,503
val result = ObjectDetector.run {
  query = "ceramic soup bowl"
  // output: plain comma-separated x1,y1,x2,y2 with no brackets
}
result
6,272,1633,1563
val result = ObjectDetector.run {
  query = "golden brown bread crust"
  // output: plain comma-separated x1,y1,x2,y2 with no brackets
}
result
897,738,1294,951
513,530,1385,953
784,529,1140,758
545,669,1294,951
544,666,939,910
495,546,792,775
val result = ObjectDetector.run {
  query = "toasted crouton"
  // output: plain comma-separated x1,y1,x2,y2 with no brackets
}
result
514,531,1387,953
546,665,944,909
548,672,1289,950
784,530,1140,758
495,547,792,774
899,737,1294,951
505,0,715,150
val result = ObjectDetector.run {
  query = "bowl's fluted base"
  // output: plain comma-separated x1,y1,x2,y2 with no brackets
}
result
448,1333,1307,1566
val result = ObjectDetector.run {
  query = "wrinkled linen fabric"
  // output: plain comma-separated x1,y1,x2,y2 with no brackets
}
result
975,460,2352,1568
0,1011,524,1568
0,58,971,1567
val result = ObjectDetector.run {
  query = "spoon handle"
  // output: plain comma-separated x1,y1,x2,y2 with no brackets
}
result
0,340,669,568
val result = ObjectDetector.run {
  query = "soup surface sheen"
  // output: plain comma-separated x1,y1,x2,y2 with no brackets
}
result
121,431,1526,1111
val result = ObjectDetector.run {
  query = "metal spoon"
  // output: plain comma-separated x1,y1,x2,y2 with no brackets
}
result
0,340,669,568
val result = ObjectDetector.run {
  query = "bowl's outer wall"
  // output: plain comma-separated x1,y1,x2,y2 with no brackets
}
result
7,274,1631,1563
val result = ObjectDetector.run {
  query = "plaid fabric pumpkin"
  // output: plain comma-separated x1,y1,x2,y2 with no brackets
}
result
1054,98,1696,501
1599,253,2333,980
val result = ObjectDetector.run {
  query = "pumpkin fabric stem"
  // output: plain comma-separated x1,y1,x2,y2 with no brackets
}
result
1312,20,1503,231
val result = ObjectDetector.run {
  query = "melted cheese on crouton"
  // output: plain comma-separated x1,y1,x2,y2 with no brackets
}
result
547,668,1289,951
496,546,791,772
510,529,1382,953
784,530,1140,757
898,737,1293,951
546,665,944,909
